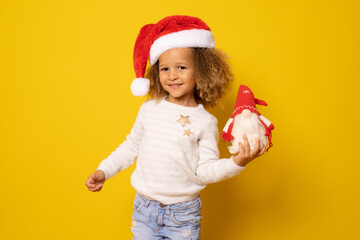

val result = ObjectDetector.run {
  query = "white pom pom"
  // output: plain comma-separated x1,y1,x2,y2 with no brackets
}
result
130,78,150,96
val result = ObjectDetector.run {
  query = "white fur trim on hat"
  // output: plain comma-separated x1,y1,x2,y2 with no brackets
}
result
149,29,215,65
130,78,150,96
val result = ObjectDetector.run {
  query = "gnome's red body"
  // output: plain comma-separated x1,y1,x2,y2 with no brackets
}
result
222,85,274,153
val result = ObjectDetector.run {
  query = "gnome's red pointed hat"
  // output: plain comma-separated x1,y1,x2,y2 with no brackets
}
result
131,15,215,96
222,85,275,151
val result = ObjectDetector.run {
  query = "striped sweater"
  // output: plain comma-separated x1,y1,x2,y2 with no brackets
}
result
97,99,244,204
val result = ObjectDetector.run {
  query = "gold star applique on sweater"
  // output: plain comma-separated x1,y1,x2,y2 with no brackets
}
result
183,129,193,136
177,115,191,127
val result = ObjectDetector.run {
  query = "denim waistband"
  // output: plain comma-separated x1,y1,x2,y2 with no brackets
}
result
135,193,201,210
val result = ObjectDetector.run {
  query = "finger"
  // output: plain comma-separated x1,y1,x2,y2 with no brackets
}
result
237,140,245,154
86,183,97,190
251,138,260,156
255,138,260,150
258,145,266,156
86,182,95,188
88,183,102,192
87,184,97,191
95,184,103,191
86,175,95,184
88,187,97,192
243,135,250,154
88,184,102,192
85,178,95,188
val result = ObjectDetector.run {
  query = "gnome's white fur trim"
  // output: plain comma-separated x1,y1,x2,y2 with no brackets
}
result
131,78,150,96
149,29,215,65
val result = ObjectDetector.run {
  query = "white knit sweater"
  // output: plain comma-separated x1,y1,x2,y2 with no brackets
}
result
97,99,244,204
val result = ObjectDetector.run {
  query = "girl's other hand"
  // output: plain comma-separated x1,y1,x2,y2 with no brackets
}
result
85,170,106,192
233,135,266,167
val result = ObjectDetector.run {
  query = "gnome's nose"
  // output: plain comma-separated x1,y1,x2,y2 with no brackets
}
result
242,109,252,118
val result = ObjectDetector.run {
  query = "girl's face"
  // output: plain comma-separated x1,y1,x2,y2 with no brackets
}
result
158,48,197,107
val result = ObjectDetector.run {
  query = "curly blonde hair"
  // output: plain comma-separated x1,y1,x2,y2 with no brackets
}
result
145,48,233,108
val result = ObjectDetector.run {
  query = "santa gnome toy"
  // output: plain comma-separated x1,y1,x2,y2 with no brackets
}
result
222,85,274,154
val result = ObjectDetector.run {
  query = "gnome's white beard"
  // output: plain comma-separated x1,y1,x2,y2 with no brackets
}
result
229,112,267,154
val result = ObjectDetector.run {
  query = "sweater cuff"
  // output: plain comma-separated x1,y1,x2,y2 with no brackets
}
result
225,156,245,175
96,164,113,180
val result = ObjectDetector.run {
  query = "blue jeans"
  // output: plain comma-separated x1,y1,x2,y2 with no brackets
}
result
131,193,201,240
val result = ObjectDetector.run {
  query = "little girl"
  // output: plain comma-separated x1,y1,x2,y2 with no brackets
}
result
86,15,266,239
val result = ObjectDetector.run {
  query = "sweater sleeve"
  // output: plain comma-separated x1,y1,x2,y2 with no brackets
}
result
97,104,145,180
196,117,244,184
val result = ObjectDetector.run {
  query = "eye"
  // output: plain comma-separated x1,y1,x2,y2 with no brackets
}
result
160,67,168,72
178,66,186,70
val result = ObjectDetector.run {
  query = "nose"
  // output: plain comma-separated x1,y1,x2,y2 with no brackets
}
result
168,69,178,81
242,109,252,118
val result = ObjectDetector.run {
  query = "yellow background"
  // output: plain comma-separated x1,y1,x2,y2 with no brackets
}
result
1,0,359,239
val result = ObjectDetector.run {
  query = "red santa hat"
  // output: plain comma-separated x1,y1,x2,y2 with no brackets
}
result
131,15,215,96
222,85,275,151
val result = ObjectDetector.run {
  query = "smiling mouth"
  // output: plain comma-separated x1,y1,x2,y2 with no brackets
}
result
168,84,183,89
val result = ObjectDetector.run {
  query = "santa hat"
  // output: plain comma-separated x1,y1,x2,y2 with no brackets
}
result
222,85,275,151
130,15,215,96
